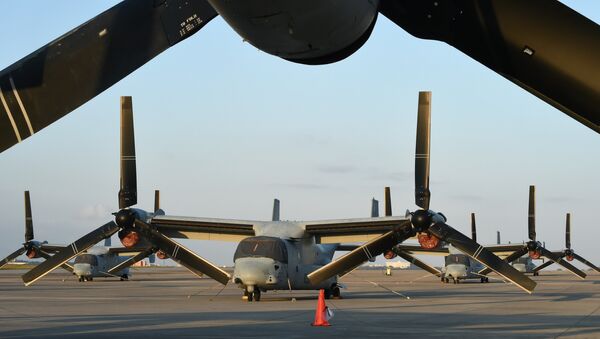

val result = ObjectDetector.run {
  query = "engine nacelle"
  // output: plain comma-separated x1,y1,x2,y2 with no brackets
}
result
384,250,397,260
26,247,39,259
156,250,168,260
566,255,574,261
118,229,141,248
529,250,541,259
418,233,440,249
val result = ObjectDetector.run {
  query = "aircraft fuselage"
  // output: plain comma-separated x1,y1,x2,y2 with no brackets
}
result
208,0,379,64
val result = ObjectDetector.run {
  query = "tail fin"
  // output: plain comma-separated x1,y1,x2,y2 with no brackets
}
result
272,199,280,221
371,199,379,217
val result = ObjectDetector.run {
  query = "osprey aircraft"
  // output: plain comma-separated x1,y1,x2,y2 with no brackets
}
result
532,213,600,275
0,1,599,155
0,190,156,282
20,93,537,301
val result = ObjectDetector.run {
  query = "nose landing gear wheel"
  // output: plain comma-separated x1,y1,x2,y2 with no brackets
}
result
252,290,261,302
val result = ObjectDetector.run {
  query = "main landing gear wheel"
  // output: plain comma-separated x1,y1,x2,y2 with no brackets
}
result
78,276,84,282
120,274,128,281
533,272,539,276
444,277,449,283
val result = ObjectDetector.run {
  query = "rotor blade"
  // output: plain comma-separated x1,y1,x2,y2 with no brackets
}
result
540,248,586,279
107,247,155,275
0,0,218,154
533,259,555,273
22,221,118,286
384,187,392,216
371,198,379,218
470,213,476,242
572,253,600,273
379,1,600,133
479,246,528,275
154,190,160,213
307,222,413,284
118,96,137,209
414,91,431,210
134,220,230,285
393,248,441,277
272,199,280,221
0,247,26,269
429,222,536,293
565,213,571,249
528,185,536,241
24,191,33,241
497,231,501,245
37,249,74,273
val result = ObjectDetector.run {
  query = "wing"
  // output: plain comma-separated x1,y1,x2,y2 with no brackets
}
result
304,217,411,243
151,215,257,242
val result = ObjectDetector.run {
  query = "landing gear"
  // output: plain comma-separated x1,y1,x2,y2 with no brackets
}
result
453,278,458,284
332,286,341,299
533,272,539,276
244,286,261,302
480,277,489,283
78,276,84,282
444,277,450,283
120,274,129,281
253,290,261,302
79,276,93,282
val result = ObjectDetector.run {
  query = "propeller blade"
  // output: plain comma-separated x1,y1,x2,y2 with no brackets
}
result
272,199,280,221
572,253,600,273
540,248,586,279
134,220,230,285
429,222,536,293
107,247,155,275
0,247,26,269
308,222,413,284
154,190,160,213
528,185,536,241
470,213,476,242
371,198,379,218
0,1,218,154
384,187,392,216
118,96,137,209
533,260,554,273
379,1,600,133
24,191,33,242
497,231,501,245
565,213,571,249
479,246,528,276
414,91,431,210
393,248,441,277
37,249,74,273
22,221,118,286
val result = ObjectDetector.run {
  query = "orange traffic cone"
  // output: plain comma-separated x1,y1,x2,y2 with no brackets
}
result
311,289,332,326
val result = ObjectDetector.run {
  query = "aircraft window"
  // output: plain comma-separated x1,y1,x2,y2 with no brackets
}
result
445,254,469,266
74,254,98,266
234,236,288,263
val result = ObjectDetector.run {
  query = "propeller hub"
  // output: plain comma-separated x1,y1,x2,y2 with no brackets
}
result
411,209,432,232
115,209,136,228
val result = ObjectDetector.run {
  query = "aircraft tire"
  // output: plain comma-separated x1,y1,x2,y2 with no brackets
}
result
253,290,261,302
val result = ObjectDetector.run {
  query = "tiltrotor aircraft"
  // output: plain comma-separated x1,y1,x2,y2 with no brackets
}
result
0,1,599,155
21,92,537,301
0,191,156,282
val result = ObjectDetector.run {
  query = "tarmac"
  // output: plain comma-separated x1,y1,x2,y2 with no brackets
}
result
0,268,598,338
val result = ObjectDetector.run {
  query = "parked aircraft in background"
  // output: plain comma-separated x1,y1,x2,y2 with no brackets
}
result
533,213,600,274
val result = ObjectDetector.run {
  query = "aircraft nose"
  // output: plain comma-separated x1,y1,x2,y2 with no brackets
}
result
446,264,468,278
233,258,277,286
73,263,92,276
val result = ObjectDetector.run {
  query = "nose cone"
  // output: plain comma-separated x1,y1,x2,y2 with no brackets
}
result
445,264,468,278
233,258,278,287
73,263,92,277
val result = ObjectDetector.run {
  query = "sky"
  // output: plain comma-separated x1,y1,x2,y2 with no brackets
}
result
0,1,599,270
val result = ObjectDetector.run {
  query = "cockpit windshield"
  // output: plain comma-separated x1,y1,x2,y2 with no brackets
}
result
515,257,530,264
445,254,470,266
234,236,288,263
74,254,98,266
